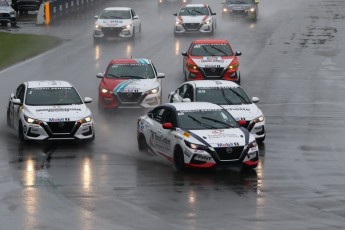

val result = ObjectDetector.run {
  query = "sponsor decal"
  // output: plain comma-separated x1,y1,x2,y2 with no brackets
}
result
217,142,240,147
194,154,212,162
208,133,239,139
183,132,190,138
36,108,81,112
227,108,250,111
212,129,224,134
149,131,171,152
184,150,191,157
235,117,246,121
174,135,183,141
114,80,138,93
48,118,71,122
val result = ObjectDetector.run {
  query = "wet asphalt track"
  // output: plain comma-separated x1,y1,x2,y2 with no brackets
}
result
0,0,345,229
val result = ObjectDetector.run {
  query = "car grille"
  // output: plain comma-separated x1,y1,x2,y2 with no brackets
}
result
202,67,224,76
232,10,245,16
214,146,244,161
117,92,142,103
0,13,10,18
47,121,76,134
101,27,123,36
183,23,200,30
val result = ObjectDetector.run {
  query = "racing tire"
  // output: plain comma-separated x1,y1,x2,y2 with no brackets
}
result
137,134,148,152
131,27,136,39
7,107,12,127
184,68,188,81
173,146,185,171
18,122,26,143
236,73,241,85
257,135,265,144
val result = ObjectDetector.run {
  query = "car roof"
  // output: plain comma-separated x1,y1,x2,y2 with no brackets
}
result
103,7,131,11
184,4,208,7
110,58,151,65
166,102,223,111
26,80,73,88
192,39,229,44
188,80,240,88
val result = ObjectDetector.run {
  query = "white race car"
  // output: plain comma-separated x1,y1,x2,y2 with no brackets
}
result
137,102,259,171
168,80,265,142
94,7,141,42
7,80,95,142
173,4,216,35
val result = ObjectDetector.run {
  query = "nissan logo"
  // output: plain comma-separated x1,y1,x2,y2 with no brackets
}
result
226,147,233,154
127,93,132,98
211,68,216,72
58,122,65,128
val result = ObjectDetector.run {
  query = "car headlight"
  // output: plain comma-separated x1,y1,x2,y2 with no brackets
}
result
202,19,211,25
24,115,43,125
184,140,208,151
175,21,182,25
249,7,255,12
122,24,132,29
223,8,228,12
253,115,264,123
146,87,159,95
79,116,92,124
95,24,102,29
10,11,16,15
227,63,239,70
187,63,199,70
100,86,112,94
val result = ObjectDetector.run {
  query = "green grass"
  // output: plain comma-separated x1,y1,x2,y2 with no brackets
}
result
0,32,61,70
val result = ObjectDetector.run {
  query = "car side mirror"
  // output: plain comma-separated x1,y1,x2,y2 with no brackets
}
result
157,73,166,79
133,15,139,19
13,98,22,105
212,13,216,15
235,51,242,56
182,52,188,56
182,98,191,102
238,120,246,126
94,15,99,19
96,72,104,78
148,112,153,119
173,13,177,16
252,97,259,103
10,93,15,99
162,122,175,130
84,97,92,103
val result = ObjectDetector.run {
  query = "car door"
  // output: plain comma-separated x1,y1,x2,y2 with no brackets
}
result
12,84,25,129
147,107,167,154
158,108,177,157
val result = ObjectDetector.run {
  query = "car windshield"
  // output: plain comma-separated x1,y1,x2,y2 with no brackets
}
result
179,6,209,16
177,109,238,130
226,0,253,4
196,87,252,105
25,87,83,106
0,0,9,6
191,44,233,56
106,63,155,79
99,10,131,19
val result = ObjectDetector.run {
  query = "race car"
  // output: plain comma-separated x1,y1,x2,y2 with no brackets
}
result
173,4,216,35
168,80,265,142
221,0,259,21
6,80,95,142
158,0,191,7
97,58,166,109
182,39,242,83
0,0,16,27
137,102,259,171
93,7,141,42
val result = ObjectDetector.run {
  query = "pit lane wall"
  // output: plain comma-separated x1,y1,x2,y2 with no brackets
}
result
37,0,102,25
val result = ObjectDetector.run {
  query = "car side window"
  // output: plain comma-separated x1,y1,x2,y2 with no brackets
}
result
131,9,136,18
152,108,165,124
16,84,25,102
208,6,213,15
184,84,194,101
162,109,176,125
179,85,186,97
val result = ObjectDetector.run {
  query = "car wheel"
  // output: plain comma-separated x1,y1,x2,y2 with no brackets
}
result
257,135,265,144
137,134,148,152
7,107,12,127
173,146,185,171
184,68,188,81
131,27,136,39
18,122,25,143
241,163,258,171
236,72,241,85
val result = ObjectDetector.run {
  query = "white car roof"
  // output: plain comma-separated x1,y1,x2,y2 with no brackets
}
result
26,80,74,88
103,7,131,11
188,80,240,88
168,102,223,111
184,4,208,7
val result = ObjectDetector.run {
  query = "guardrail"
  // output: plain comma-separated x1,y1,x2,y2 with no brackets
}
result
37,0,102,25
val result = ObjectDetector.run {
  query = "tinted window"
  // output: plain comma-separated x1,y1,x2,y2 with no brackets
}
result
196,87,252,105
152,108,165,124
177,109,238,130
191,44,233,56
179,6,209,16
106,63,155,79
25,87,83,106
100,10,131,19
226,0,253,4
0,0,9,6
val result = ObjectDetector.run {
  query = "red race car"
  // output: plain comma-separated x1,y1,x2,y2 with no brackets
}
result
96,58,165,109
182,39,242,84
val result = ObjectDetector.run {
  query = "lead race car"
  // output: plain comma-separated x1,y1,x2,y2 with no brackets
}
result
7,80,95,142
182,39,242,84
97,58,166,109
137,102,259,171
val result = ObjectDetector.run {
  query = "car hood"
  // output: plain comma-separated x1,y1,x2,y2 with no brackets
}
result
185,128,248,147
221,103,263,121
101,78,159,93
225,4,253,10
24,104,90,121
177,15,210,23
0,7,13,13
191,56,233,68
96,19,132,27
